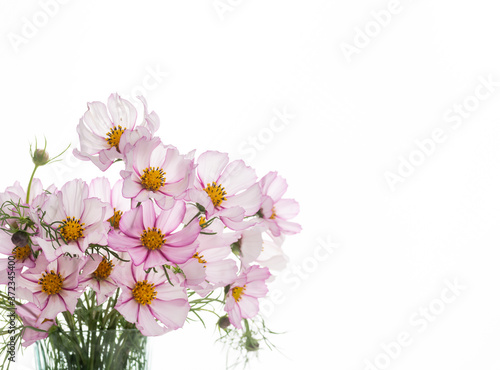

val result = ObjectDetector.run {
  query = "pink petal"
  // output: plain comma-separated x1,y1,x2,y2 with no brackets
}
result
155,201,186,235
107,230,141,252
166,221,200,247
83,101,112,134
238,296,259,319
115,294,139,323
162,241,198,265
107,93,137,128
224,183,262,216
197,151,229,185
150,298,189,330
218,160,256,195
244,280,269,299
143,250,169,270
259,172,288,201
118,207,144,238
275,198,300,219
137,305,169,336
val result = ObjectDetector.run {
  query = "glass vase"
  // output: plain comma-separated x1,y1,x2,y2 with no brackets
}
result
34,328,150,370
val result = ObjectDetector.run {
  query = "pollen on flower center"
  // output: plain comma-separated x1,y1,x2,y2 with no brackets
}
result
108,209,123,229
132,280,157,305
140,167,166,191
60,217,85,242
106,125,126,150
38,270,64,295
140,227,166,250
269,207,277,220
93,257,114,280
193,252,207,266
232,286,246,302
12,244,31,261
204,182,227,208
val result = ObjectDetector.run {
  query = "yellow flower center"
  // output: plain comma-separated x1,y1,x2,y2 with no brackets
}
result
132,280,157,305
12,244,31,261
269,207,277,220
93,257,114,280
38,270,64,295
140,167,166,191
204,182,227,208
108,209,123,229
232,286,246,303
193,252,207,266
60,217,85,242
140,227,166,250
106,125,125,150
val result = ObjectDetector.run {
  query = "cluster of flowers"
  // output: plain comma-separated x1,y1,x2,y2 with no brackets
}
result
0,94,300,346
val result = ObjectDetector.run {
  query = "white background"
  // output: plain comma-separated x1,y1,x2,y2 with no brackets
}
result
1,1,500,369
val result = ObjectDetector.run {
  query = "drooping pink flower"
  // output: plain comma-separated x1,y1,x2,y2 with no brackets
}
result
73,94,159,171
16,302,55,347
188,151,262,230
258,171,301,237
16,254,85,323
0,229,36,285
180,217,238,292
237,226,265,268
224,265,271,329
121,138,194,210
78,254,119,305
35,179,113,261
108,200,200,269
0,179,55,230
255,234,289,271
113,263,190,336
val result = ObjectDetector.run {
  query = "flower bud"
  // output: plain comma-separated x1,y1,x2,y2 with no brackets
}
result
217,315,231,330
245,336,260,352
11,231,29,247
32,149,50,166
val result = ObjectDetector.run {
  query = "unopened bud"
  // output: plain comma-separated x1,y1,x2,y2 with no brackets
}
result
11,231,29,247
32,149,50,166
245,336,260,352
217,315,231,329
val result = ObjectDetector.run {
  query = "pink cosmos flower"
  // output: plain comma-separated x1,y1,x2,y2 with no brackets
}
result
108,200,200,270
17,254,85,323
89,177,131,230
35,179,113,261
258,172,301,237
121,138,194,210
0,179,55,230
224,265,271,329
16,302,55,347
181,217,238,292
113,263,190,336
79,254,119,305
188,151,262,230
0,229,36,285
73,94,159,171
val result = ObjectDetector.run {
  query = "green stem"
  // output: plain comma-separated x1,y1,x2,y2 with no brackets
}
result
26,165,39,204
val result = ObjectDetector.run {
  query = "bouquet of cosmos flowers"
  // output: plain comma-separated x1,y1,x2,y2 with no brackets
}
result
0,94,300,369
